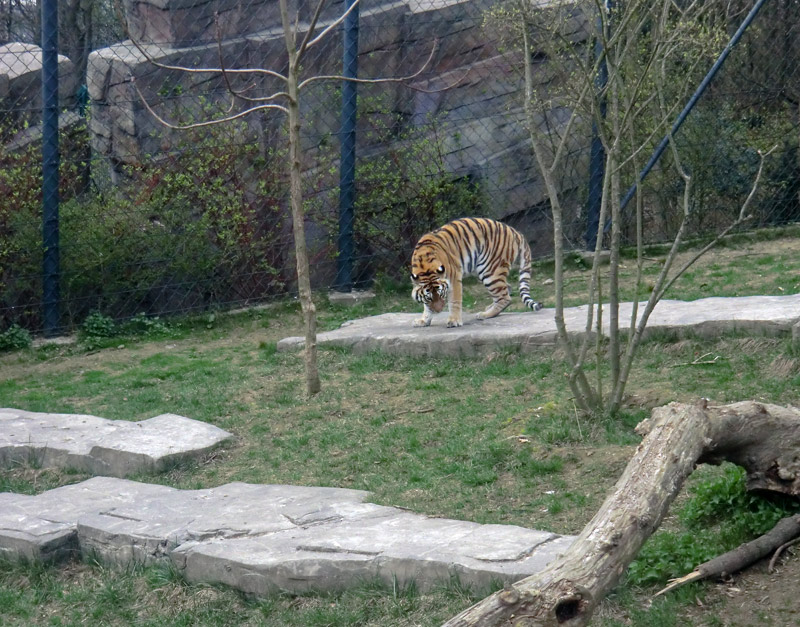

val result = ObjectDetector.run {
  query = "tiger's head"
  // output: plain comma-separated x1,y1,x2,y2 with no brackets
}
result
410,251,449,313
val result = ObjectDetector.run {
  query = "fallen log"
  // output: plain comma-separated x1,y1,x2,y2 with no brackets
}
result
443,400,800,627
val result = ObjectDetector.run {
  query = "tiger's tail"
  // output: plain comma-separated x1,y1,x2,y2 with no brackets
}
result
517,236,543,311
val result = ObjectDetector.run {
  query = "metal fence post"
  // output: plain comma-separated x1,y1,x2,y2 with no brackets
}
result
585,1,609,251
41,0,60,336
335,0,359,293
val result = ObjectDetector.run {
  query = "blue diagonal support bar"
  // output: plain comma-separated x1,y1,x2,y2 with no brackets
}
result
603,0,771,234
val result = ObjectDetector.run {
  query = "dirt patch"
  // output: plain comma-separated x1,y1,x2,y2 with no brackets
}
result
702,552,800,626
651,549,800,627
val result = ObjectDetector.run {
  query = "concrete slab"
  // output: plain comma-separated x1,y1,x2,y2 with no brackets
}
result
277,294,800,357
0,409,233,477
0,477,575,594
0,477,174,561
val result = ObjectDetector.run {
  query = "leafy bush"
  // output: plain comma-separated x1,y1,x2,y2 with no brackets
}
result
81,312,117,338
0,324,32,351
2,117,289,331
122,313,169,336
627,465,800,586
0,120,88,330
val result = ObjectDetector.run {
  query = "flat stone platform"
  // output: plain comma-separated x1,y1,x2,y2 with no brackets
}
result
0,477,574,594
0,408,233,477
278,294,800,357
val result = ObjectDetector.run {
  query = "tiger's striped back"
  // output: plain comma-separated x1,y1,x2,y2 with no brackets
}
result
410,217,542,328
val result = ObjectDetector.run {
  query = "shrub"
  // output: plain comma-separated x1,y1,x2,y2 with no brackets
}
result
0,324,32,351
627,465,800,586
2,117,289,330
0,120,88,330
81,311,117,338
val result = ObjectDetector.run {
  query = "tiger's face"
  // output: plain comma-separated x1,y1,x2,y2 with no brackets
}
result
411,254,449,313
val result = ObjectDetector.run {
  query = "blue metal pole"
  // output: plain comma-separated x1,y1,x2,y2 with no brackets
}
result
41,0,60,336
616,0,771,215
335,0,359,292
585,4,609,250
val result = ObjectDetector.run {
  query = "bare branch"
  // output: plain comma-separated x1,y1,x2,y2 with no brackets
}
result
655,145,776,300
298,39,439,91
130,77,288,130
119,26,288,83
296,0,331,61
303,0,363,53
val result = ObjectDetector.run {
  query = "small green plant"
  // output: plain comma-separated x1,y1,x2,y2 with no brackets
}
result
0,324,32,351
82,312,118,338
680,464,800,537
122,313,169,336
627,465,800,586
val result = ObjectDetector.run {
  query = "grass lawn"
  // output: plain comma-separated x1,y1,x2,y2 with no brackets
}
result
3,230,800,626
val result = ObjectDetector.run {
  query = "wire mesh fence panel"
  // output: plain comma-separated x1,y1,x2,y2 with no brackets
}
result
0,0,798,334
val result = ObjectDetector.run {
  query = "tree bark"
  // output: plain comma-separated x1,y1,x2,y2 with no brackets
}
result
443,401,800,627
281,0,320,396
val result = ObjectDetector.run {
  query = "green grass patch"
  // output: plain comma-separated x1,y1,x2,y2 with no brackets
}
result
3,234,800,624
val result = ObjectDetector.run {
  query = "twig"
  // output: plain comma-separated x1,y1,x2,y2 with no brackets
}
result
655,513,800,598
671,352,725,367
298,39,440,90
395,407,435,416
572,398,583,439
130,77,289,129
654,571,704,597
656,145,777,301
768,536,800,572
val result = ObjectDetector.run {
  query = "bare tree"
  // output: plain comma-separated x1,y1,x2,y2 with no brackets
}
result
125,0,435,396
488,0,772,415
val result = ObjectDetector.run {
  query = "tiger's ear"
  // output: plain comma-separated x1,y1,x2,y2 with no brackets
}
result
411,273,418,281
437,265,445,274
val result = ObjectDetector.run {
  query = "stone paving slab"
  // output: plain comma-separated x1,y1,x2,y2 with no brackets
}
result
0,477,574,594
0,477,175,561
0,408,233,477
277,294,800,357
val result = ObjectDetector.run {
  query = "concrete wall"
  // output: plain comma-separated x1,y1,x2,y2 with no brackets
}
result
86,0,591,244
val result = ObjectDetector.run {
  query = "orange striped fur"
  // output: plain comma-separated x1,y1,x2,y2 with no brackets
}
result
410,217,542,328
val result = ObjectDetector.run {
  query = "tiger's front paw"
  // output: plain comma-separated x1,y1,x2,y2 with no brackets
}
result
413,318,432,328
446,318,463,328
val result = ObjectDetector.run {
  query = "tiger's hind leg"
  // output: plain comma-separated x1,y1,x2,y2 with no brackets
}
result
476,273,512,320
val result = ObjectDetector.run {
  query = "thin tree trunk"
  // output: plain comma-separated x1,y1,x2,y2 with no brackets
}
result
521,21,596,412
443,400,800,626
282,0,320,396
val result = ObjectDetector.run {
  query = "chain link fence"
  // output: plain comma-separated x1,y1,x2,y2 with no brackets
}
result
1,0,799,335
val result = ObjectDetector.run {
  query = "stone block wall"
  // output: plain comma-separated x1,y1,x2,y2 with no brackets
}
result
87,0,591,241
0,43,77,132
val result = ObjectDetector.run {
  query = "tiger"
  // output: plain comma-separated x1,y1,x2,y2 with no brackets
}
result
410,217,543,328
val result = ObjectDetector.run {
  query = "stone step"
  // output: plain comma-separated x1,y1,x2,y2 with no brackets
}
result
0,409,232,477
278,294,800,357
0,477,574,595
